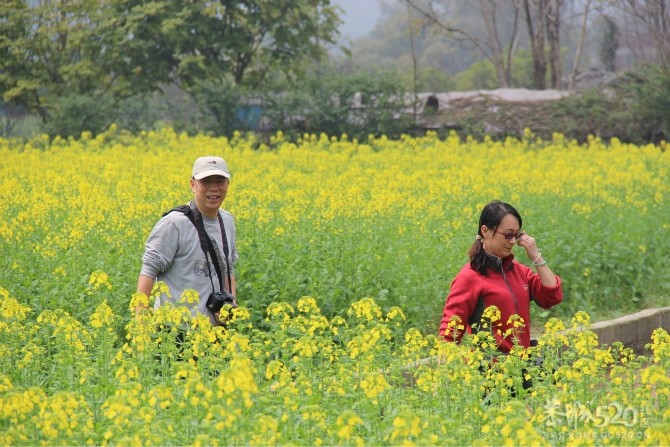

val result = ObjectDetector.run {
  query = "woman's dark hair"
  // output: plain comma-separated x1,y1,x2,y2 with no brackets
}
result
468,201,522,275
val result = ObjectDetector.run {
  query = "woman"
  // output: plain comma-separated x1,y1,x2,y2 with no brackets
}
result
440,201,562,353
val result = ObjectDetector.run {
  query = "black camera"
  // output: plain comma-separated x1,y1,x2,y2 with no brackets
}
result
206,290,238,314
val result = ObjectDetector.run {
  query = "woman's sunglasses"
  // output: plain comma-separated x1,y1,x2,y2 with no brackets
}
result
495,230,523,241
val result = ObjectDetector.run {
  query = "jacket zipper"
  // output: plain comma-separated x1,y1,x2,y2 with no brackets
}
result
500,267,519,315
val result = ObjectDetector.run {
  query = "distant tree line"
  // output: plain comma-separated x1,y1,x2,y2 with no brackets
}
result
0,0,668,145
0,0,342,138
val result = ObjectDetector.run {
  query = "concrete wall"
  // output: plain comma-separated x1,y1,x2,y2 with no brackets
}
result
401,307,670,378
403,306,670,375
588,306,670,355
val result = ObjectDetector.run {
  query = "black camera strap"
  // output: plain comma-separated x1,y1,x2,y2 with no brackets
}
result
186,202,232,294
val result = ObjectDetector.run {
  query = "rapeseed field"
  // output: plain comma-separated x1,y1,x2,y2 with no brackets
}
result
1,127,669,445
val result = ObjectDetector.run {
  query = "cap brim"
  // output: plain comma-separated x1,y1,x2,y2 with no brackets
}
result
193,170,230,180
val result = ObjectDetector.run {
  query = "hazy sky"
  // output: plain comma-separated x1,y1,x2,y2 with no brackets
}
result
332,0,384,40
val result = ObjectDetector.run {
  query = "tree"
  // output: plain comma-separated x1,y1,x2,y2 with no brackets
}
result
519,0,547,89
0,0,342,137
341,2,485,93
261,64,414,141
111,0,342,89
616,0,670,67
545,0,562,88
617,63,670,142
0,0,181,137
403,0,522,88
515,0,564,89
452,47,538,90
401,0,568,90
569,0,594,91
599,14,620,71
0,0,142,126
407,2,420,120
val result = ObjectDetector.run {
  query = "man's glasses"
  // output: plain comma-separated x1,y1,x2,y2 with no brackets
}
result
495,229,523,241
197,177,229,186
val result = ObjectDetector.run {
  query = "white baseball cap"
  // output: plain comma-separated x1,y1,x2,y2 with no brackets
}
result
192,156,231,180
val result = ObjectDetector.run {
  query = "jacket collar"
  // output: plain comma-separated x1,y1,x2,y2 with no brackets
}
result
483,250,515,273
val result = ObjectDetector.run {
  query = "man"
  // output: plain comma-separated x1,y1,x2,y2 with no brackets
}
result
137,156,238,326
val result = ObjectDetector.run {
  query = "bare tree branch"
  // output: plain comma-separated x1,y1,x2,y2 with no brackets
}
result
569,0,593,91
403,0,515,87
479,0,508,86
618,0,670,65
